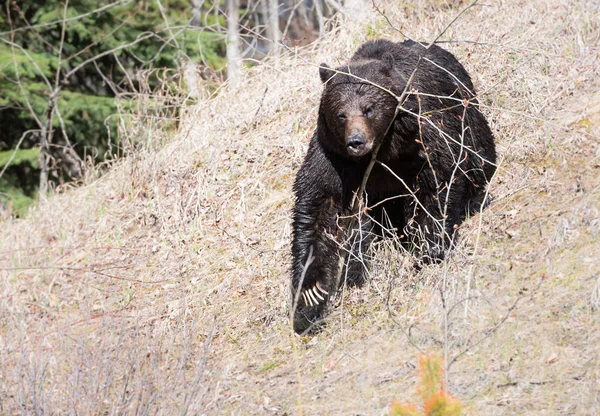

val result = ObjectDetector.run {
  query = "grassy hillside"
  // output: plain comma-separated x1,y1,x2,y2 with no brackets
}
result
1,0,599,414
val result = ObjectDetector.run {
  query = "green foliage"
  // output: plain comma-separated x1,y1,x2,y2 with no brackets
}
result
390,354,464,416
0,149,39,215
0,183,36,215
58,90,119,155
0,148,39,168
0,0,227,214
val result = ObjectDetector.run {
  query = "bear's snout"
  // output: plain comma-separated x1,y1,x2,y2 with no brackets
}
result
345,118,373,157
346,133,365,149
345,133,372,156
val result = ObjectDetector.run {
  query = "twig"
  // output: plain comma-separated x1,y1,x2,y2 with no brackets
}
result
0,0,133,36
351,0,481,214
63,32,156,80
386,294,427,356
448,276,544,369
251,86,269,124
290,246,314,416
371,0,412,40
0,266,174,284
463,154,503,319
435,39,565,58
0,130,38,179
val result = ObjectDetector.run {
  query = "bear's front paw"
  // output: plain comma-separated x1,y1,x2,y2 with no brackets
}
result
293,282,329,334
300,281,329,306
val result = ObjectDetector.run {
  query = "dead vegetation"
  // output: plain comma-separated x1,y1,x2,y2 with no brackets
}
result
1,0,599,414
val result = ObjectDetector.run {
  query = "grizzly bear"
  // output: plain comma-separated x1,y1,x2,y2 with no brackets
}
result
291,39,496,333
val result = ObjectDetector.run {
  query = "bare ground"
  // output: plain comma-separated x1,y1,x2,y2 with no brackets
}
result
1,0,599,414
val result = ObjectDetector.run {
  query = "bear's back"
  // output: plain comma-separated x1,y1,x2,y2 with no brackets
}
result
351,39,475,96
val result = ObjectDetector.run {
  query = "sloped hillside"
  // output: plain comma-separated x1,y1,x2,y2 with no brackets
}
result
1,0,599,414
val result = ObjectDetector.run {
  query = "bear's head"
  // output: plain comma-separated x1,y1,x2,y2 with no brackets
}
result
318,54,399,158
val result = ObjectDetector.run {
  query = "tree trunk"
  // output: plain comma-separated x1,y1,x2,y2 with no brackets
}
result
38,90,60,200
261,0,272,53
184,61,199,98
38,129,49,199
226,0,241,88
268,0,280,63
191,0,202,27
314,0,325,38
341,0,367,20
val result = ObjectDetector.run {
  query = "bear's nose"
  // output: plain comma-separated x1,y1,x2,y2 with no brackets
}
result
346,134,366,149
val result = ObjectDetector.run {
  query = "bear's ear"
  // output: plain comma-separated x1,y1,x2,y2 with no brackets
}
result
319,63,335,83
381,52,394,74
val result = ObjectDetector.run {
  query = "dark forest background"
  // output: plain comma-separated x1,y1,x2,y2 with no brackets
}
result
0,0,337,216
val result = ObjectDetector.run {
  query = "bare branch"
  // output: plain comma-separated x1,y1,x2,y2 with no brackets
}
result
0,0,133,36
63,32,156,80
448,277,545,369
371,0,412,40
0,130,38,179
351,0,482,214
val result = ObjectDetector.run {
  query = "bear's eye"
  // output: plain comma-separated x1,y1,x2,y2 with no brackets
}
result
363,107,374,118
337,113,347,121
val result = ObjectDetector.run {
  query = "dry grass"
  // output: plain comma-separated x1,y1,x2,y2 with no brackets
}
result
1,0,600,414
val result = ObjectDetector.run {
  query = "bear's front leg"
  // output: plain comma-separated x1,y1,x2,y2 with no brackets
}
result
291,190,343,333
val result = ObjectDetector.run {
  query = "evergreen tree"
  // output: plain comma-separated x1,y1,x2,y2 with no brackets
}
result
0,0,226,214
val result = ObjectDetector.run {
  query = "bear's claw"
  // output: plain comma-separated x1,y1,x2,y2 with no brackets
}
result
300,282,329,306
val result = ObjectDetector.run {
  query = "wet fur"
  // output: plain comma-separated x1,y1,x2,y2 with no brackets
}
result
291,39,497,333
